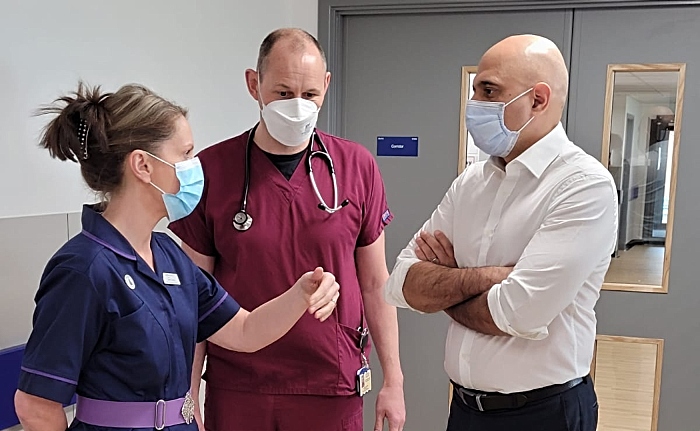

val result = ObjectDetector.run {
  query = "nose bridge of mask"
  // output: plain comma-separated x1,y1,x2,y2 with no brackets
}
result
271,98,319,122
257,75,319,117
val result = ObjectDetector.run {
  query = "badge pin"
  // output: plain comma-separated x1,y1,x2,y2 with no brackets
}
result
124,274,136,290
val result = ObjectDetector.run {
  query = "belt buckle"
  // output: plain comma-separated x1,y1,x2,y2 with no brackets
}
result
475,394,486,412
181,392,196,425
155,399,166,430
457,387,487,412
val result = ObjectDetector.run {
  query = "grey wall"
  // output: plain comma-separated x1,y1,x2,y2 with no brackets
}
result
319,1,700,430
0,214,68,349
568,7,700,430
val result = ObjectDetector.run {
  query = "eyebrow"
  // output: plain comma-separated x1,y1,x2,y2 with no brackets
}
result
474,79,500,90
274,83,322,94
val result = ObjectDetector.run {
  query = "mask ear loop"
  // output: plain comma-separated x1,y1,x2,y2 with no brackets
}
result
504,87,534,108
146,152,175,169
504,87,536,133
144,152,176,194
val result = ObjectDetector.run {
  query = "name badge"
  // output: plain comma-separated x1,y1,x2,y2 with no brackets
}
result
356,366,372,397
163,273,181,286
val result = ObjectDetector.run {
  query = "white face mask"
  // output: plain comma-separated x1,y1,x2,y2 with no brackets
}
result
258,80,320,147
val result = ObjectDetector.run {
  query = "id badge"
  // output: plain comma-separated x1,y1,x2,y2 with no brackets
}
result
356,366,372,397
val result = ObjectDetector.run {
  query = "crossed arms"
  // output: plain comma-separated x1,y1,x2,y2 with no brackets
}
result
384,173,617,340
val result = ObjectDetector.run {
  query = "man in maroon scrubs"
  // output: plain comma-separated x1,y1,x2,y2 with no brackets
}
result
169,28,406,431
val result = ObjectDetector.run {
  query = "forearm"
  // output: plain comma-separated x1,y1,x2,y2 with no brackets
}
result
362,287,403,386
445,292,508,336
241,285,309,351
403,262,505,313
15,391,67,431
210,285,307,353
190,342,206,399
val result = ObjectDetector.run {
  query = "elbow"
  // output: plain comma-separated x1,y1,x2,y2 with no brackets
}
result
502,318,550,340
383,278,411,310
404,291,441,313
15,391,41,427
14,391,32,424
487,286,550,340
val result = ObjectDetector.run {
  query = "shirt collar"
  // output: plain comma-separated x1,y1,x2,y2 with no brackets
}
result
80,204,138,261
510,122,566,178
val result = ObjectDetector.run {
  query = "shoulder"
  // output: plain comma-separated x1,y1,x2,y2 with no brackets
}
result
47,234,106,275
559,142,614,181
317,130,376,164
37,235,105,300
316,130,379,174
548,142,616,198
196,131,249,167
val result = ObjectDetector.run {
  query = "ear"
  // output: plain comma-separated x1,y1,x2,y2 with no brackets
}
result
531,82,551,113
127,150,154,185
323,71,331,93
245,69,260,102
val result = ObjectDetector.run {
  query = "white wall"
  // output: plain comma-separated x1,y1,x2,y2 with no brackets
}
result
0,0,318,219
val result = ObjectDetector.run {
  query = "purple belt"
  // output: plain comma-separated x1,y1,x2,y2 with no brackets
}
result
75,392,195,430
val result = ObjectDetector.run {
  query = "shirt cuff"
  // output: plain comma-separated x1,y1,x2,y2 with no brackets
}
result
198,294,240,342
18,368,76,405
384,256,424,313
487,285,548,340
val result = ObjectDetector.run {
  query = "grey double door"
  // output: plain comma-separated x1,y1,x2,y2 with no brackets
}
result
322,4,700,431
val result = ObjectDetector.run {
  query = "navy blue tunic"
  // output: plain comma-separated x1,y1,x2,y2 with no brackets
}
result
18,205,240,430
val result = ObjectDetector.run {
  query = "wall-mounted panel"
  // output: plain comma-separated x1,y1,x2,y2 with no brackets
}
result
0,214,68,349
592,335,664,431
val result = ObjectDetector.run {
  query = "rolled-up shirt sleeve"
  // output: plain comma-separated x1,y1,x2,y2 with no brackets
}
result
487,174,618,340
384,175,459,310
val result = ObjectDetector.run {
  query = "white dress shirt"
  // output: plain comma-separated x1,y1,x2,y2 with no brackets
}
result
385,123,618,393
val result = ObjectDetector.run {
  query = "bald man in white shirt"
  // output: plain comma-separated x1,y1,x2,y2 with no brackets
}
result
384,34,618,431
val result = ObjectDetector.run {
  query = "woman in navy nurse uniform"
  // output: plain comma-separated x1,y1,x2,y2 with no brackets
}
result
13,83,340,431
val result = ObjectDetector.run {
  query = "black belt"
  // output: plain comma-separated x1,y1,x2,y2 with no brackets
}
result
451,375,589,412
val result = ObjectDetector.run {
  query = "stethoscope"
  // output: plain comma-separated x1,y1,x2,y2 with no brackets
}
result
233,124,349,231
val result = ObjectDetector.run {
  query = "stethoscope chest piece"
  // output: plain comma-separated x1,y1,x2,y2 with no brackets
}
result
233,210,253,231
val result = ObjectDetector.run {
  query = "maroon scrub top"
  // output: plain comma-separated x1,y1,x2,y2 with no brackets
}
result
169,128,393,396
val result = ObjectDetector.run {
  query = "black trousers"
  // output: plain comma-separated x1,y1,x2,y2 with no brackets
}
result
446,378,598,431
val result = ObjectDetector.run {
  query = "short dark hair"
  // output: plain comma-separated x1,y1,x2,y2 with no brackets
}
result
256,28,327,79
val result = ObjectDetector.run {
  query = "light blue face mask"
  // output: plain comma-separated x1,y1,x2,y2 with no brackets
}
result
147,153,204,221
465,88,535,158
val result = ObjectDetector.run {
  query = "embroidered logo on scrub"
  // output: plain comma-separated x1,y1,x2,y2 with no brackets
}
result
124,274,136,290
382,209,392,222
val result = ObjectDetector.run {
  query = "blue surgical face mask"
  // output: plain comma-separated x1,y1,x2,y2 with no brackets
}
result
465,88,535,158
147,153,204,221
